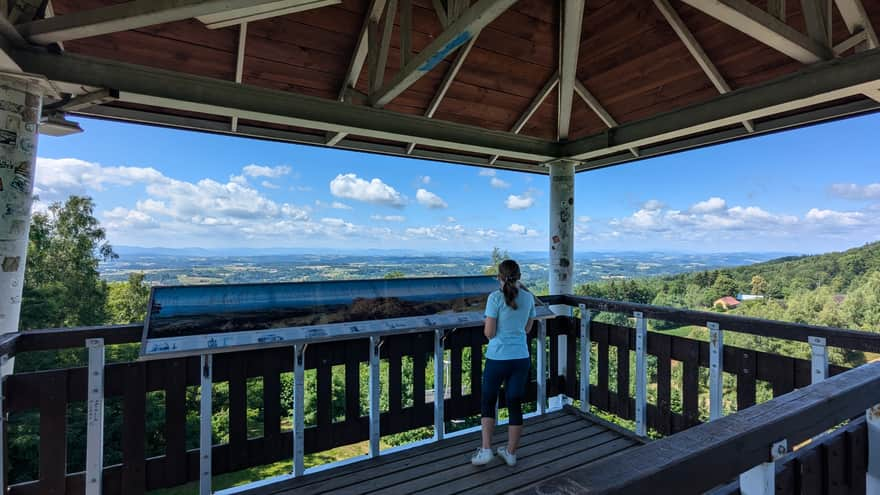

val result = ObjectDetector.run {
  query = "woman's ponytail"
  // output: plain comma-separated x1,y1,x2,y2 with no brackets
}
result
498,259,521,309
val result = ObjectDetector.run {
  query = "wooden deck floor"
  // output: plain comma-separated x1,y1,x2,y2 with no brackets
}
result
241,407,642,495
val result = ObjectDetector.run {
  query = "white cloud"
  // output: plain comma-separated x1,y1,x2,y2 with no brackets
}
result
292,185,313,192
371,215,406,222
805,208,865,226
416,188,448,209
243,164,291,178
829,183,880,200
419,176,431,185
446,216,457,223
103,207,158,230
261,181,280,189
475,228,499,239
691,197,727,214
578,216,591,223
331,202,352,210
490,177,510,189
508,223,526,234
506,192,535,210
34,157,164,200
643,199,665,211
479,169,496,177
330,173,406,207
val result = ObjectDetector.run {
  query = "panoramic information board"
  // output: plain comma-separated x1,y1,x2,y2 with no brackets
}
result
140,276,551,359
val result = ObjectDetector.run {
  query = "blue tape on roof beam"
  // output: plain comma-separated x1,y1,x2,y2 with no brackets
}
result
419,31,472,72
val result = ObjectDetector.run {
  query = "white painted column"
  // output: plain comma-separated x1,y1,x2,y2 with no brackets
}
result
0,75,45,375
549,160,575,386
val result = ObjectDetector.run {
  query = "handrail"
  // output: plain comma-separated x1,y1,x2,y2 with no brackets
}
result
564,294,880,352
513,359,880,495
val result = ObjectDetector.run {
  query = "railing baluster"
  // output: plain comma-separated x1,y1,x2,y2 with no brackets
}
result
868,404,880,492
434,329,445,441
86,338,105,495
809,336,828,384
634,312,647,437
537,320,547,415
199,354,212,495
369,336,381,457
293,344,306,476
579,305,591,413
739,439,787,495
708,322,723,421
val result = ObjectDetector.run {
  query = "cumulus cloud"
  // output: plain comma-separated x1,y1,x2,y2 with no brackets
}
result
643,199,665,211
34,157,164,200
261,181,280,189
506,192,535,210
330,173,406,207
446,216,457,223
331,202,352,210
691,197,727,214
243,164,291,178
371,215,406,222
419,176,431,185
103,207,158,230
479,169,496,177
416,188,448,209
829,183,880,200
490,177,510,189
508,224,538,237
805,208,865,226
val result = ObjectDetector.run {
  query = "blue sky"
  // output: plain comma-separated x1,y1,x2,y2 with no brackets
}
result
35,113,880,253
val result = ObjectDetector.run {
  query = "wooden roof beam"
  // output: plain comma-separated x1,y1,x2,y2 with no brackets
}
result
17,0,316,44
680,0,832,63
370,0,519,108
834,0,879,49
557,0,585,141
489,71,559,165
407,34,479,155
231,22,247,132
653,0,754,132
562,47,880,161
573,80,640,156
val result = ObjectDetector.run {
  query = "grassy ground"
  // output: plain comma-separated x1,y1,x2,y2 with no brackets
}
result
148,439,394,495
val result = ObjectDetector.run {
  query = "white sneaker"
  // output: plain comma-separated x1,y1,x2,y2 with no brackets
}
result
471,447,494,466
496,447,517,466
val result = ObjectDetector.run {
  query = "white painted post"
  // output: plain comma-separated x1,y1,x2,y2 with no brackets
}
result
579,305,591,413
868,404,880,493
433,329,445,440
708,322,724,421
293,344,305,476
537,320,547,415
549,160,575,386
0,75,48,376
199,354,213,495
634,312,647,437
85,338,105,495
0,354,7,492
809,336,828,384
369,336,381,457
740,440,787,495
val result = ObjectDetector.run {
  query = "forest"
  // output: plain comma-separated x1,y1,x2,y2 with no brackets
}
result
8,196,880,491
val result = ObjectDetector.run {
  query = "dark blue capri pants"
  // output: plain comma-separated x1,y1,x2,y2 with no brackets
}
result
480,357,531,426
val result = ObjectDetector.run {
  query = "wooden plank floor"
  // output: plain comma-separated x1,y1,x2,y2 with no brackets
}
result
241,408,642,495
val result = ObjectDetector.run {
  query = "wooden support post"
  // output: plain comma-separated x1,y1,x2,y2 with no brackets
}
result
709,322,724,421
579,305,591,413
199,354,213,495
634,312,647,437
86,338,105,495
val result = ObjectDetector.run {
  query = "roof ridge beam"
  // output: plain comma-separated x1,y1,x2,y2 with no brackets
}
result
561,47,880,161
17,0,300,44
12,48,559,161
557,0,585,140
653,0,754,132
369,0,518,108
679,0,832,63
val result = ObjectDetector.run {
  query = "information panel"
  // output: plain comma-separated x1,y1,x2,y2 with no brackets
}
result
140,276,543,359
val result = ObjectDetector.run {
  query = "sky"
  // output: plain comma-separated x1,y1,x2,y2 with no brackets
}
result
34,113,880,254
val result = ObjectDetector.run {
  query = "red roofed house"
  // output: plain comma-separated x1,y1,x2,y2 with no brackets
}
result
714,296,741,310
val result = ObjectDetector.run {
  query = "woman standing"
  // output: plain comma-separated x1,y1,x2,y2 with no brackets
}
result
471,259,536,467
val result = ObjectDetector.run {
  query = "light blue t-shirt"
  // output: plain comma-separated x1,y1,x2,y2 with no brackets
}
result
484,288,536,360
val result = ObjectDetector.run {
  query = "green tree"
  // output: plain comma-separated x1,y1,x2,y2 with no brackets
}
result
106,272,150,324
483,247,509,275
21,196,117,329
710,272,739,300
750,275,768,296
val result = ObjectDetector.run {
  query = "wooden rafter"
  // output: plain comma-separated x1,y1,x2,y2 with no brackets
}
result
557,0,585,140
574,80,639,156
489,71,559,164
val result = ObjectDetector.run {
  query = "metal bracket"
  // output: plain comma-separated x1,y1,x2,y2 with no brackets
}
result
770,439,788,461
708,322,723,421
199,354,213,495
809,336,828,384
85,338,105,495
634,312,647,437
579,304,591,413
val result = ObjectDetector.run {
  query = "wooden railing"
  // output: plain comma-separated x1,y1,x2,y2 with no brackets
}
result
2,294,879,494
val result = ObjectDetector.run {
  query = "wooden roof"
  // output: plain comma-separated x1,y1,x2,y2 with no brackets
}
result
19,0,880,172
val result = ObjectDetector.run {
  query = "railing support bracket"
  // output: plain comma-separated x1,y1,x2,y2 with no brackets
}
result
434,329,445,441
369,335,381,457
85,338,105,495
199,354,213,495
709,322,723,421
739,439,787,495
579,305,591,413
634,312,647,437
293,344,306,476
809,336,828,384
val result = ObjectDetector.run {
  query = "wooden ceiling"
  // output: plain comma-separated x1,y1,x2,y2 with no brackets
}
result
33,0,880,170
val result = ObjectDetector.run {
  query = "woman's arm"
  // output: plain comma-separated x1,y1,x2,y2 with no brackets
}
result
484,317,497,339
525,318,535,334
